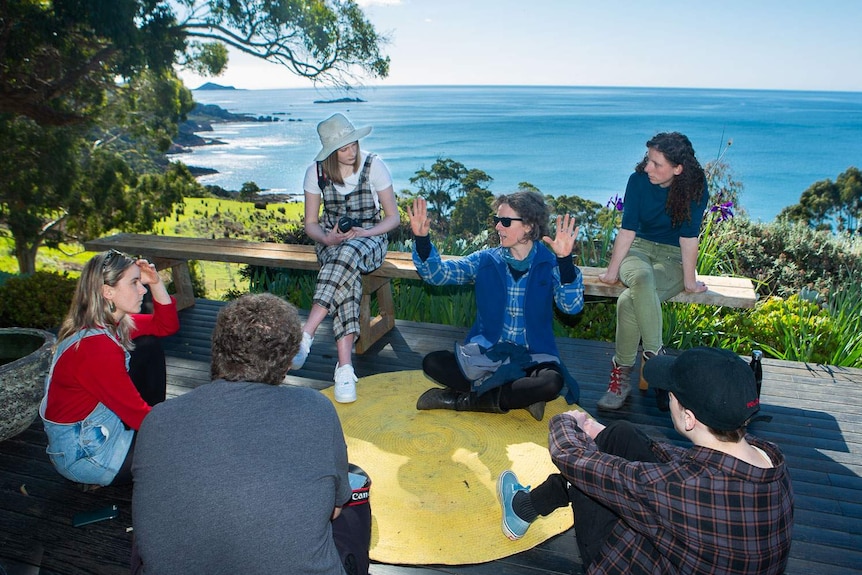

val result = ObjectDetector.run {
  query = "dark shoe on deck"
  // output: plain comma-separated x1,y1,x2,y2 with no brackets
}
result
416,387,461,410
525,401,546,421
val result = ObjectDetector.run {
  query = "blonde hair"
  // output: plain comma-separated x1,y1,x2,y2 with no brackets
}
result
320,141,362,186
57,250,138,349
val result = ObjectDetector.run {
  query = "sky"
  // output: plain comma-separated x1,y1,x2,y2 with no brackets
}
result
177,0,862,93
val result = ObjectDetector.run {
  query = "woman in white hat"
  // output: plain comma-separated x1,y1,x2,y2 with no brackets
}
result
290,113,400,403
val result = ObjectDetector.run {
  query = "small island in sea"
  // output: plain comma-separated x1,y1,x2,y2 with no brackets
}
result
313,97,366,104
194,82,239,90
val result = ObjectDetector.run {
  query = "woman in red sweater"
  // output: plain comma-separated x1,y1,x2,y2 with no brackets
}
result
40,250,179,487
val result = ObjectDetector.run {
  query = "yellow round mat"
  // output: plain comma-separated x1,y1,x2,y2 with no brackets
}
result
321,370,576,565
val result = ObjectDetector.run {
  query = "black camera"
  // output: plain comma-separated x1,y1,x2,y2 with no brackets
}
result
338,216,360,233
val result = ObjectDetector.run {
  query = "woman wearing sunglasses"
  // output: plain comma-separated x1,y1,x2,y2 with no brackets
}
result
39,250,178,487
596,132,709,411
407,191,584,420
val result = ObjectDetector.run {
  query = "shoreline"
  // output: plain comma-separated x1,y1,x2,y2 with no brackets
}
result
181,86,862,223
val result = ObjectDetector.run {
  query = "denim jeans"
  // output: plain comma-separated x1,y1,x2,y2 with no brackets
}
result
40,327,136,486
42,402,135,486
615,237,684,366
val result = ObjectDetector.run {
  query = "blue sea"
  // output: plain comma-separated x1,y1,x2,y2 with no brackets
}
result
182,86,862,223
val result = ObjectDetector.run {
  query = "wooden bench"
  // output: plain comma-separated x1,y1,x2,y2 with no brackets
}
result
83,233,757,354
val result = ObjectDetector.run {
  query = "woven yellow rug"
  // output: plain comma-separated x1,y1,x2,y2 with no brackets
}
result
320,370,576,565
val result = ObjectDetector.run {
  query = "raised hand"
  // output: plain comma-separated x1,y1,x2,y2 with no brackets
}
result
407,197,431,237
136,260,162,286
541,214,579,258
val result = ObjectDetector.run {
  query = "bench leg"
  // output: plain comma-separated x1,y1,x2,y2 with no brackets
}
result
153,258,196,311
356,276,396,355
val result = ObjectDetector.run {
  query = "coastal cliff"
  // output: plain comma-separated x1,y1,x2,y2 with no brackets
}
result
170,103,281,154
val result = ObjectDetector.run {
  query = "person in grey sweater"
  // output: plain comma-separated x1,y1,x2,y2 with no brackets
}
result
131,293,368,575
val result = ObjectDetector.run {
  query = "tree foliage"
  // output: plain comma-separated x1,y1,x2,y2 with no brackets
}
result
240,181,261,201
450,188,494,238
0,72,201,273
1,0,389,273
409,158,469,220
0,0,185,126
408,157,494,235
1,0,390,126
545,193,604,238
0,115,84,272
777,167,861,235
175,0,390,84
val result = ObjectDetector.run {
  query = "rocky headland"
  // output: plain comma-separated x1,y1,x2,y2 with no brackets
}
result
169,103,283,154
171,87,366,189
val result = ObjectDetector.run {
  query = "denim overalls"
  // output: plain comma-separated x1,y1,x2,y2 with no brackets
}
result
39,328,135,486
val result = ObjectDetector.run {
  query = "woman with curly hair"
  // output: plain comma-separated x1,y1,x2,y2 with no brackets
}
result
596,132,708,411
408,190,585,420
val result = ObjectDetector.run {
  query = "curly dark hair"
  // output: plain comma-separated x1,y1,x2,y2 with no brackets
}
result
635,132,707,227
492,190,550,241
210,293,302,386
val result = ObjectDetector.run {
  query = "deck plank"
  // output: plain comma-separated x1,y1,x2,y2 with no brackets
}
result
2,298,861,574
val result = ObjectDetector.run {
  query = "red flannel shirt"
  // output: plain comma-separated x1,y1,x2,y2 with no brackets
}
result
549,414,794,575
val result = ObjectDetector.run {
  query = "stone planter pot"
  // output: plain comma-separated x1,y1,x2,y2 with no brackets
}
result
0,328,56,442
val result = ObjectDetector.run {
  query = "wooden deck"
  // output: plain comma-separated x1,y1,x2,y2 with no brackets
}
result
2,298,861,574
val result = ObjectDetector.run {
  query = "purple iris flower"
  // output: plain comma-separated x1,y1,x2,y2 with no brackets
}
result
606,195,624,211
710,201,734,222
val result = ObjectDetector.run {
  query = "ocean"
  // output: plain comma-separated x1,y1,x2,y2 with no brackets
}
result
181,86,862,223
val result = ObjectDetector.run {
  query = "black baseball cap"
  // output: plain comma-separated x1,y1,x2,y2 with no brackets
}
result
643,347,761,431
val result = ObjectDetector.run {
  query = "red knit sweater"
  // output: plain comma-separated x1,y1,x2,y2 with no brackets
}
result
43,299,179,430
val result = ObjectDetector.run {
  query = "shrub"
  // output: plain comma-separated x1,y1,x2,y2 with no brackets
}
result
722,294,837,364
0,271,77,330
270,223,313,246
556,298,616,341
718,219,861,297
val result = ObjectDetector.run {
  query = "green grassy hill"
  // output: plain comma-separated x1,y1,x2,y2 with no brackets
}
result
0,196,305,300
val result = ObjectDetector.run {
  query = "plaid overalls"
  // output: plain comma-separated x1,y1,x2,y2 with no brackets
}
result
314,154,388,340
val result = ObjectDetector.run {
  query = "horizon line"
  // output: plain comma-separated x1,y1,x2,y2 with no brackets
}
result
192,82,862,96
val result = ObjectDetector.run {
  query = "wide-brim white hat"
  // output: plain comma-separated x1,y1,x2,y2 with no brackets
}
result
314,113,373,161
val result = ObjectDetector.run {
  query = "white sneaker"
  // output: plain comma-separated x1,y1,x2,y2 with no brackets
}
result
290,332,314,370
333,363,358,403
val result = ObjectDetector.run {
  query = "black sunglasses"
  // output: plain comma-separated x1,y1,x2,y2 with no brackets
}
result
493,216,523,227
101,249,130,272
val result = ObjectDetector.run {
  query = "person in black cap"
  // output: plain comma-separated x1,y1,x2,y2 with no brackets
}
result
496,346,794,575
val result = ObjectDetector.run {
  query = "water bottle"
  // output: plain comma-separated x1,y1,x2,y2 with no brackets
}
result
750,349,763,397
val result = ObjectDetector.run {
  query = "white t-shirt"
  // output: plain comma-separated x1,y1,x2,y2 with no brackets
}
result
303,151,393,209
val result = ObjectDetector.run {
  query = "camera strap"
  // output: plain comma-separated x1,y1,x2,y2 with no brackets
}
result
317,162,329,192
